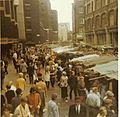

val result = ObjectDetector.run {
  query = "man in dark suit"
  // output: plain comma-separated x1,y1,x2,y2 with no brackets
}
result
68,97,87,117
68,71,78,100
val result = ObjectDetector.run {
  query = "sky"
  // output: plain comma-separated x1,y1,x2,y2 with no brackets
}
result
50,0,74,30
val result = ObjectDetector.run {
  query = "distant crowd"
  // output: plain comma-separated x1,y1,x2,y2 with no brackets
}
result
1,45,118,117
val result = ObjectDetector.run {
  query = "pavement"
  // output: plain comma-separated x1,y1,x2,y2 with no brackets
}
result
2,62,74,117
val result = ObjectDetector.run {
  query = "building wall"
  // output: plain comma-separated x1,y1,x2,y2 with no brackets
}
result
0,0,19,44
16,0,26,42
85,0,118,47
58,23,70,41
72,0,85,41
49,10,58,41
23,0,51,44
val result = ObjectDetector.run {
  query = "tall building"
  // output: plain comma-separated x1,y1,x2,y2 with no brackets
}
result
72,0,85,41
1,0,58,55
23,0,58,43
85,0,118,47
16,0,26,42
0,0,19,56
23,0,47,44
49,10,58,41
58,23,70,41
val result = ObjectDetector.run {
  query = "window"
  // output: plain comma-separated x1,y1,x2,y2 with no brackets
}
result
25,10,31,16
96,0,101,10
79,7,84,13
0,1,4,7
102,0,106,7
101,13,106,27
79,19,84,24
91,17,94,28
24,6,31,11
4,1,10,14
10,0,15,19
95,15,101,28
87,4,91,13
109,0,115,3
87,18,92,30
109,10,115,26
25,20,31,29
91,1,94,11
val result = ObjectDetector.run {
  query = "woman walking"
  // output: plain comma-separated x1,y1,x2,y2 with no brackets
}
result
60,71,68,102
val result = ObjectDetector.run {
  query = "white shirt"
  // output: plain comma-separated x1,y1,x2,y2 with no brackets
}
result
13,53,17,60
86,92,101,107
97,113,106,117
45,71,50,81
14,104,31,117
76,105,80,114
10,85,16,92
48,100,59,117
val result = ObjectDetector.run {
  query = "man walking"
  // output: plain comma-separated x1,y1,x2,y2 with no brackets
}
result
68,96,87,117
48,93,59,117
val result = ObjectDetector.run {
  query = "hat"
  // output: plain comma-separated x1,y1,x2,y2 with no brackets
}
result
62,71,66,75
105,90,114,97
104,99,112,104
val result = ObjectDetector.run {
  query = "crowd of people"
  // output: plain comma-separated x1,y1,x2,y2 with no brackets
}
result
1,44,118,117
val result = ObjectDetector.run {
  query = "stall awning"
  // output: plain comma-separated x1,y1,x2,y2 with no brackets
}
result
70,54,100,62
93,61,118,80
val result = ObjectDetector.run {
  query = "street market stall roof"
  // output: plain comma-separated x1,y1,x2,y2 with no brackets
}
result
93,61,118,80
70,54,100,62
52,46,77,53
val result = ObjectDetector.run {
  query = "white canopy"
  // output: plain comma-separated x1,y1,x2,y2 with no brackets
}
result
93,61,118,80
70,54,100,62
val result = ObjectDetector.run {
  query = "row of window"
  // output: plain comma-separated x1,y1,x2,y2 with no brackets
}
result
85,0,116,14
85,10,117,31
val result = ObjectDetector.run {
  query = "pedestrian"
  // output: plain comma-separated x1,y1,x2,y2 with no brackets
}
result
59,71,68,102
96,106,107,117
5,85,15,104
48,93,59,117
2,105,13,117
103,99,116,117
86,87,101,117
103,90,117,114
68,71,78,100
56,67,62,82
28,62,34,84
27,87,41,117
12,51,17,69
44,66,50,89
50,65,57,88
1,94,7,115
1,60,5,90
11,88,23,113
8,81,16,93
36,87,46,117
15,57,21,73
3,57,8,74
16,72,26,91
68,96,87,117
36,77,47,96
77,73,88,104
20,59,28,78
14,96,32,117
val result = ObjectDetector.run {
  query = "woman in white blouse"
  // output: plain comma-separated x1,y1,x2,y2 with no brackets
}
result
60,71,68,102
